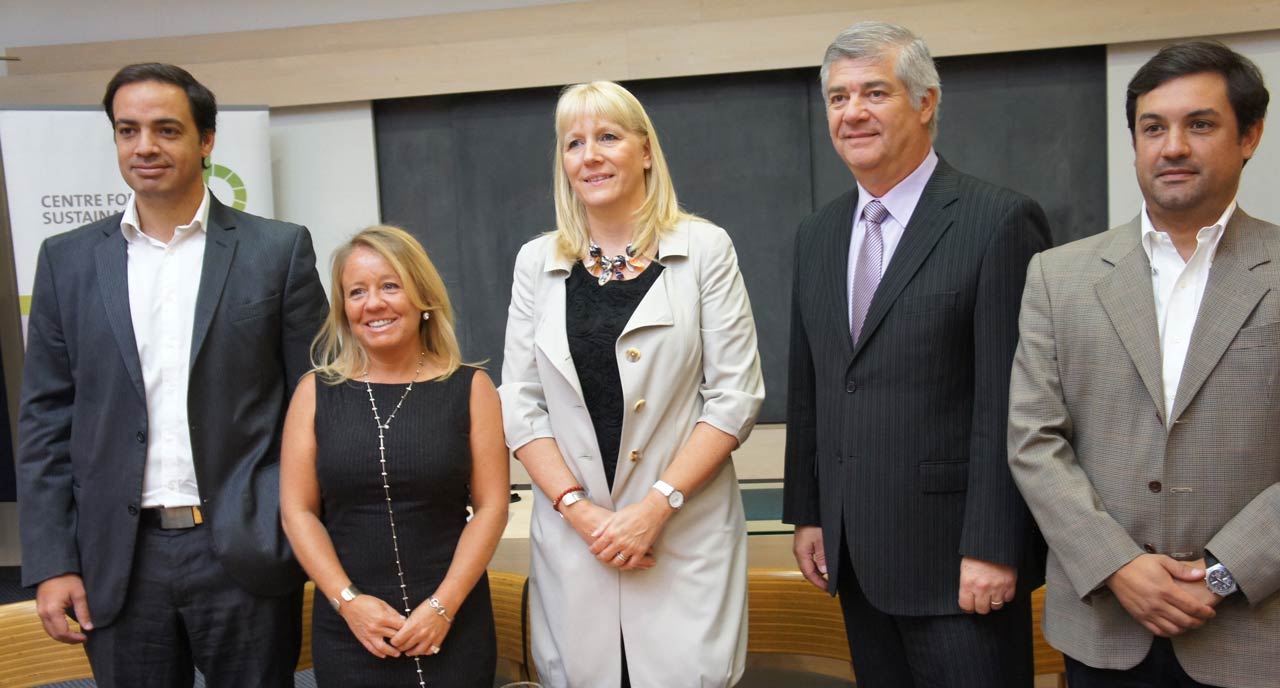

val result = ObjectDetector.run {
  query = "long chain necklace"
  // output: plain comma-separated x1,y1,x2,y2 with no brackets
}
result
586,239,641,286
362,350,427,686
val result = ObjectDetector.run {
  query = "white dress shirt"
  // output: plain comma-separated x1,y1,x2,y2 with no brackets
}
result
122,188,210,508
1140,200,1235,417
848,150,939,330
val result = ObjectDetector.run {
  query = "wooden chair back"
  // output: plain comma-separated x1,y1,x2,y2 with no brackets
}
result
0,599,93,687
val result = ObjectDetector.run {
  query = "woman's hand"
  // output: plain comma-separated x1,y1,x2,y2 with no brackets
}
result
588,494,670,570
390,599,453,657
340,595,407,658
561,500,614,547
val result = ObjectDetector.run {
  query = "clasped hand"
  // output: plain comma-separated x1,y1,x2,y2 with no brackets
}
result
1107,554,1218,637
341,594,451,658
563,500,662,571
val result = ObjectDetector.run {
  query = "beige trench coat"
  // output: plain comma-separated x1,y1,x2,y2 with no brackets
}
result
500,218,764,688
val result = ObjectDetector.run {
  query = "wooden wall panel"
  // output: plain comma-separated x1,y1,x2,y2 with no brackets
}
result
0,0,1277,107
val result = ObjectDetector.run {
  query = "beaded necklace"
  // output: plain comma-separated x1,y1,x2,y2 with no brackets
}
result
362,350,427,687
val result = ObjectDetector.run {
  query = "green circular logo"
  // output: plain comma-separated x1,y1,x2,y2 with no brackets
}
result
203,163,248,210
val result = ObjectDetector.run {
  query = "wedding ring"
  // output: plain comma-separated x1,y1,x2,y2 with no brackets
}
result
990,600,1003,607
430,645,441,654
615,553,629,563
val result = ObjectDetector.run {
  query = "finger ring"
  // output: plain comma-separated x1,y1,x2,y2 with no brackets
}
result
614,553,629,563
991,600,1003,607
430,645,441,654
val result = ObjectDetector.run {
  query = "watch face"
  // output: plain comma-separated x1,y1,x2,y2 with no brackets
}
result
1207,567,1235,595
668,490,685,509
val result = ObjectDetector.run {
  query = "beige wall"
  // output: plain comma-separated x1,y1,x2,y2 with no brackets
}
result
3,1,1280,108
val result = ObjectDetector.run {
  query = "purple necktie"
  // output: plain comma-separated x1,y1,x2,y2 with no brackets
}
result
851,199,888,344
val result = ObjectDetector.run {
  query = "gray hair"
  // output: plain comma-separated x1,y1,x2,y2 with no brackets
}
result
820,21,942,139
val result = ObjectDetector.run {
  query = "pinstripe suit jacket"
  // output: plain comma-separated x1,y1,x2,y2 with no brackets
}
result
1008,210,1280,688
783,158,1051,615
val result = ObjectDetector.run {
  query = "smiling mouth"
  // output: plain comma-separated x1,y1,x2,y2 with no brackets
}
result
366,318,396,328
583,174,614,184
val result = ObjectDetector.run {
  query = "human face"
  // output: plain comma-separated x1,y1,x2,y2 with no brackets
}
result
825,54,935,196
342,247,421,357
561,115,651,219
112,80,214,202
1133,71,1262,232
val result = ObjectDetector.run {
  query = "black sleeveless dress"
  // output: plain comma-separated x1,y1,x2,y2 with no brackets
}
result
311,368,495,687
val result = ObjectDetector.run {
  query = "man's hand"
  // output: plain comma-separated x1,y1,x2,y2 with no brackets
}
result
792,526,828,591
959,557,1018,614
1172,558,1223,611
1106,554,1215,637
35,574,93,644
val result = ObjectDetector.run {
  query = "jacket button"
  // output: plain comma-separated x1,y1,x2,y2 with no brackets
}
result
633,399,646,412
1143,543,1157,553
136,431,146,444
625,348,641,362
845,381,857,393
1148,481,1162,493
629,450,642,463
128,505,139,516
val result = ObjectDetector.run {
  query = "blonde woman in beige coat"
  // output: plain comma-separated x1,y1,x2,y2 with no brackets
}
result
499,81,764,688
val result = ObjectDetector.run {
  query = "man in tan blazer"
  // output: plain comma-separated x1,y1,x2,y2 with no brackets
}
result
1009,41,1278,688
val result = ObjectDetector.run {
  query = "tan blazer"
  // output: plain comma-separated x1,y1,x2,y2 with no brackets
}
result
500,218,764,688
1008,210,1280,688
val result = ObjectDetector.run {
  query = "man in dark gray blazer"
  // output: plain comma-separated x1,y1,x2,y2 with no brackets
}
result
783,22,1050,687
1009,41,1278,688
18,63,326,686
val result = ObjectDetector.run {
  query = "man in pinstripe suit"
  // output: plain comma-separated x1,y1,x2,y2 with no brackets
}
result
1009,41,1278,688
783,22,1051,687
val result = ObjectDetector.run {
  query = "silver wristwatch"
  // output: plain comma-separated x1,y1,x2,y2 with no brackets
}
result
653,480,684,509
1205,557,1238,597
329,583,362,612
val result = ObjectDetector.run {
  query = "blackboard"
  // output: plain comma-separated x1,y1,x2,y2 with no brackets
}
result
374,45,1107,422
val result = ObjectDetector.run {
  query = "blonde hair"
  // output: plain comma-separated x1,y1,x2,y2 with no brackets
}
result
311,225,462,383
551,81,695,261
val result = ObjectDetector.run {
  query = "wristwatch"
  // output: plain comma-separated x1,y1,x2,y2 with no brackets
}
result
329,583,362,612
653,480,685,510
1205,554,1238,597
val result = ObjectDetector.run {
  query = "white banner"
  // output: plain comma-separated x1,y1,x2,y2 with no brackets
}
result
0,107,274,328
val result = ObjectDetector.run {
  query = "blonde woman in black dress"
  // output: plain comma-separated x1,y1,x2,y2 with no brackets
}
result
281,225,508,687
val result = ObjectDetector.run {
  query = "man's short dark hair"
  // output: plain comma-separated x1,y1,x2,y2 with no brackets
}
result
103,63,217,137
1126,40,1269,140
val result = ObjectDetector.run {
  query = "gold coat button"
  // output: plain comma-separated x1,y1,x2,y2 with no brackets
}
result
625,348,641,362
633,399,646,412
629,449,642,463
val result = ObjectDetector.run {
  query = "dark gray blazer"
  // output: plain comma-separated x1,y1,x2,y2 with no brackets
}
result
18,195,327,627
783,158,1050,615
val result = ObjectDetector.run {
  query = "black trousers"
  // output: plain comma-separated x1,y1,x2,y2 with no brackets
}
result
835,537,1034,688
83,517,302,688
1065,638,1222,688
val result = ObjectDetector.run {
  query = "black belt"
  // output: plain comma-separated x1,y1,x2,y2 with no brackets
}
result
142,505,204,529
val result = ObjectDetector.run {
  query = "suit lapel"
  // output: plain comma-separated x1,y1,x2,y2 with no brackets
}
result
1170,211,1271,422
852,160,958,359
190,197,237,368
1094,219,1166,419
95,225,146,402
821,190,857,360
